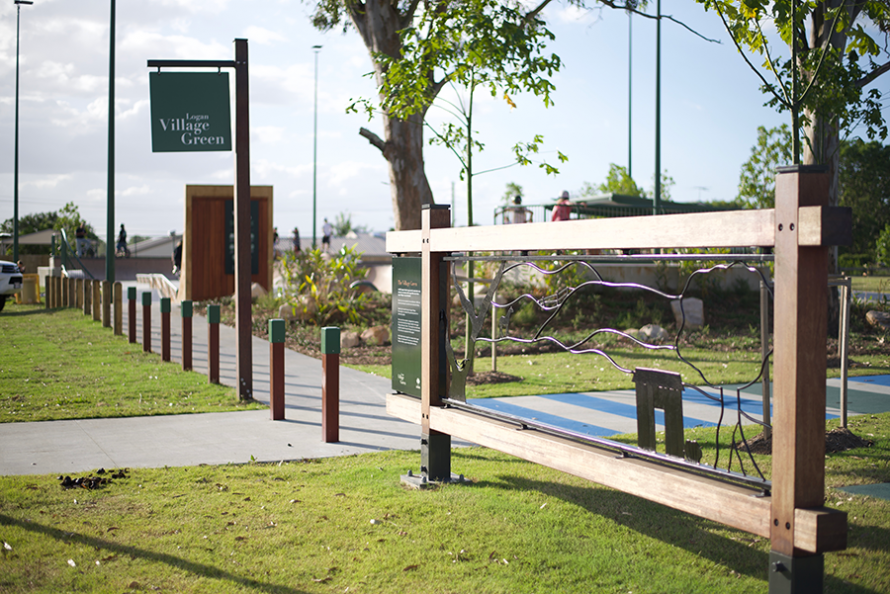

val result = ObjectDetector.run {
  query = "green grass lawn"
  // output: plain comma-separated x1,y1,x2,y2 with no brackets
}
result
0,305,263,422
850,275,890,294
1,412,888,593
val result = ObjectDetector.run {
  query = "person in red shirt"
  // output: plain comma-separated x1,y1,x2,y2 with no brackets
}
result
551,191,572,221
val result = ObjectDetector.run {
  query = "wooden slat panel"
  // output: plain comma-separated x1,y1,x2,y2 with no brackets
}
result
388,210,776,254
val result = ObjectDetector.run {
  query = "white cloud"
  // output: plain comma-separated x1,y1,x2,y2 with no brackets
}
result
242,26,288,46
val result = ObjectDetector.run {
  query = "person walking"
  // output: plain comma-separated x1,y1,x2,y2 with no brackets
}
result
322,218,333,252
75,223,90,257
116,224,129,257
551,191,572,222
292,227,301,254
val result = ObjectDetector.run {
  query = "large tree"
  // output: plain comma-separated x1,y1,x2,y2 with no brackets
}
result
838,138,890,261
697,0,889,206
312,0,569,230
735,124,793,209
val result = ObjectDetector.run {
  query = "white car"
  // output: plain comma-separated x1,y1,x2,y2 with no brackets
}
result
0,260,23,312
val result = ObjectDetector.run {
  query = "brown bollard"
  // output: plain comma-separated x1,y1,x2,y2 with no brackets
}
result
321,327,340,443
207,304,220,384
142,291,152,353
160,297,171,362
181,301,193,371
68,278,75,308
269,319,286,420
102,280,111,328
113,282,123,336
92,281,101,322
82,279,92,315
61,276,68,307
44,276,50,309
75,278,83,309
127,287,137,343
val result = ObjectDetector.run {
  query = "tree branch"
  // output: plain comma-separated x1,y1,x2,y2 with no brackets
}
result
662,15,721,44
359,127,387,154
714,3,790,108
400,0,423,29
857,59,890,88
524,0,555,22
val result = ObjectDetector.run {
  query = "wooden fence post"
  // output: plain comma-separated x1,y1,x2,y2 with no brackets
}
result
92,281,101,322
269,319,285,421
160,297,171,362
75,278,83,309
420,204,452,481
321,326,339,441
127,287,137,343
142,291,152,353
102,280,111,328
82,279,91,315
113,282,123,336
207,304,220,384
181,300,193,371
769,165,833,592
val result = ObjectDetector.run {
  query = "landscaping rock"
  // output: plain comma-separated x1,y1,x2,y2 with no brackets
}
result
639,324,668,342
866,310,890,331
361,325,390,346
251,282,267,299
278,304,297,321
341,331,361,349
671,297,704,329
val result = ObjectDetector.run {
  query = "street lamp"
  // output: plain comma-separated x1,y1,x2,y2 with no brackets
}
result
13,0,34,263
312,44,321,249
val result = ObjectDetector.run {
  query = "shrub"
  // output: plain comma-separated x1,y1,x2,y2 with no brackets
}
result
280,245,369,325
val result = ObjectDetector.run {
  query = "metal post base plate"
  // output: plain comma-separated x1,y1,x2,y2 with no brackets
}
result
400,469,470,490
769,551,823,594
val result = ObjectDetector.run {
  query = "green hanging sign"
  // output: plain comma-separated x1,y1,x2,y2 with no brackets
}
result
149,72,232,152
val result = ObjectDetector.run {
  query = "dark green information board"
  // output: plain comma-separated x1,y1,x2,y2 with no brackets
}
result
391,257,422,397
149,72,232,152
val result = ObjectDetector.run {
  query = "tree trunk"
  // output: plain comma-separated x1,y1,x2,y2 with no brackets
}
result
348,0,434,231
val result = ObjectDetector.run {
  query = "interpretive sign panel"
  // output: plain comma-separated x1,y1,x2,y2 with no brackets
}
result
149,72,232,152
391,257,422,397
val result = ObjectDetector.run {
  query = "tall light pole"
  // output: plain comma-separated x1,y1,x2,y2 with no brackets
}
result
312,45,321,249
13,0,34,263
106,0,115,282
627,3,633,180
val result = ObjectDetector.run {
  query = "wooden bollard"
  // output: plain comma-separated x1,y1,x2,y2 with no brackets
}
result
113,282,123,336
269,319,286,420
92,281,101,322
321,327,340,443
44,275,51,309
127,287,137,343
82,279,91,315
53,276,61,309
61,275,68,307
68,278,76,308
142,291,152,353
207,304,220,384
75,278,83,309
102,280,111,328
181,300,193,371
160,297,171,362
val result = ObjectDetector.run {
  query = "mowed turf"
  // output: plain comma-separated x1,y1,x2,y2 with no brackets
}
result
0,305,262,422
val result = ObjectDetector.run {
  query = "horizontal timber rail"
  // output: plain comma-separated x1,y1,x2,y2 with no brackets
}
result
441,397,771,492
386,206,850,254
388,393,845,555
444,253,775,263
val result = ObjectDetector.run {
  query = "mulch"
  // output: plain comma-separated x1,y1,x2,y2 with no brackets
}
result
737,427,874,455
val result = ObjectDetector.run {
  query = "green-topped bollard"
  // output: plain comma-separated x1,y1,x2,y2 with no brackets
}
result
321,327,340,443
181,300,193,371
142,291,152,353
269,319,286,420
127,287,137,343
160,297,171,362
207,304,220,384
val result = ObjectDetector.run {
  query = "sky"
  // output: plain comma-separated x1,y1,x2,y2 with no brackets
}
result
0,0,887,241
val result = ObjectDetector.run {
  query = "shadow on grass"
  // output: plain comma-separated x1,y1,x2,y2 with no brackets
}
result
475,474,886,594
0,513,309,594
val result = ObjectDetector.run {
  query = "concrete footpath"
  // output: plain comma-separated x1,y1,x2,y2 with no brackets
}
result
0,283,440,476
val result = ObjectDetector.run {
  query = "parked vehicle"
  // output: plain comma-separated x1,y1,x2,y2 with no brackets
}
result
0,260,23,312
